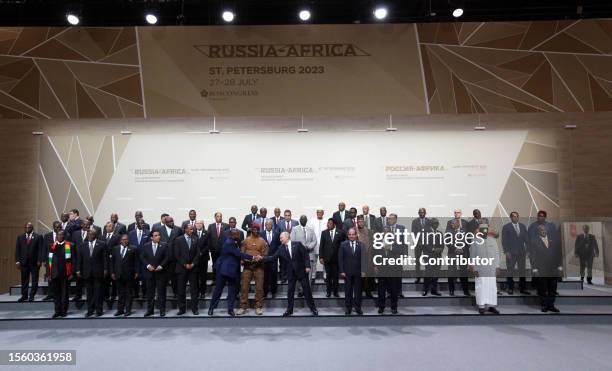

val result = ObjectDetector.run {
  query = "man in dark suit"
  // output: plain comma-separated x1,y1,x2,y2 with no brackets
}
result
110,213,127,235
502,211,530,294
376,206,389,233
466,209,482,235
207,212,230,267
174,224,201,315
446,212,471,296
342,207,358,232
192,220,209,298
262,219,281,297
574,224,599,284
422,218,444,296
70,219,91,301
411,207,431,284
48,230,73,318
271,208,283,230
86,215,102,238
531,225,563,312
128,210,150,232
15,222,43,302
318,218,344,297
387,213,407,298
128,218,149,298
277,209,298,283
151,213,169,234
181,209,197,229
110,234,138,316
159,216,181,297
76,229,107,317
241,205,259,232
333,202,348,231
102,222,120,304
140,230,169,317
65,209,82,237
375,226,402,314
339,228,363,315
360,205,377,232
265,232,318,316
42,221,62,301
222,217,245,296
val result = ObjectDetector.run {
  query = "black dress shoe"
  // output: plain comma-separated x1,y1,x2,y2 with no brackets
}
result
114,311,124,317
355,308,363,315
85,311,94,318
297,292,304,298
365,292,373,298
177,309,186,315
333,292,339,298
124,311,132,317
507,289,514,295
463,291,472,296
478,308,486,315
192,309,199,315
520,290,531,295
160,311,166,317
422,291,428,296
28,297,35,302
325,293,331,298
587,280,593,285
95,312,103,317
17,297,26,303
42,296,53,301
311,309,318,316
282,311,293,317
541,307,548,313
399,293,405,298
72,296,82,301
52,313,61,318
207,308,214,316
345,309,352,315
144,310,154,317
488,307,500,314
548,306,560,313
60,312,67,317
449,291,455,296
431,291,442,296
378,307,384,314
227,310,235,317
391,308,398,314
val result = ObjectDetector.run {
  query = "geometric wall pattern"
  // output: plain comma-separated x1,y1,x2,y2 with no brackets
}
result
489,129,560,233
37,135,130,231
0,27,143,119
418,19,612,113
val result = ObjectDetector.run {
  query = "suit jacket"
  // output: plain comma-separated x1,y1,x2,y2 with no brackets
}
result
71,229,90,268
151,222,163,233
262,229,281,260
411,217,432,239
222,228,245,246
241,213,260,231
139,241,169,278
333,210,348,230
15,233,43,266
174,234,201,273
214,239,253,278
338,240,362,276
319,228,345,262
375,216,389,232
277,219,298,234
77,239,107,279
342,218,358,232
181,219,197,229
64,219,82,237
502,222,529,255
575,233,599,258
192,228,209,261
90,224,102,239
112,222,127,236
531,236,562,276
128,221,150,232
110,244,138,280
466,218,481,233
206,222,230,255
445,218,468,234
102,232,120,257
128,228,150,249
270,216,283,230
360,214,377,231
49,241,73,279
388,224,407,253
43,231,56,262
290,225,317,254
266,241,310,280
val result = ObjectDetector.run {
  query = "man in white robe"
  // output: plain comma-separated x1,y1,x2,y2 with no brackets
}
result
470,223,501,314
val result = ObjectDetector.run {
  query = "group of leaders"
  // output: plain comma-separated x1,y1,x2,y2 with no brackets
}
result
15,203,599,318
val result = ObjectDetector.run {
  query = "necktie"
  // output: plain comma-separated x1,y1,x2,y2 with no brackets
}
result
421,218,424,228
268,232,272,241
138,230,142,244
352,241,356,255
216,223,221,237
303,227,306,240
514,223,520,235
198,231,202,238
365,216,369,229
331,230,335,241
82,231,86,240
153,243,157,255
26,234,31,244
89,242,94,256
186,236,191,249
383,218,387,227
107,233,111,241
121,246,126,258
286,244,291,258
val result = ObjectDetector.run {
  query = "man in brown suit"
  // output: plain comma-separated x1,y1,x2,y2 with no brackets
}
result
237,224,268,315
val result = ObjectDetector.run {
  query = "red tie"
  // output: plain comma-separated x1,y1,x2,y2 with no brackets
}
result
286,221,290,232
216,223,221,237
26,235,31,244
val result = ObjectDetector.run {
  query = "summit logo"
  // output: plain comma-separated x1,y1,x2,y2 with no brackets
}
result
194,43,370,58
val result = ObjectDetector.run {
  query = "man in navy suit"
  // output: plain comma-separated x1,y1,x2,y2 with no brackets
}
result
128,211,150,232
140,230,169,317
241,205,260,232
65,209,82,237
15,222,43,302
159,216,181,297
262,219,281,297
174,224,201,315
276,210,298,283
265,232,318,316
208,229,259,316
110,234,138,316
502,211,530,294
339,228,363,315
270,208,283,230
333,202,348,231
128,218,149,298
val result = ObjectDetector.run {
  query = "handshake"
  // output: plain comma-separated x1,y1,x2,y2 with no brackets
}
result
252,255,264,262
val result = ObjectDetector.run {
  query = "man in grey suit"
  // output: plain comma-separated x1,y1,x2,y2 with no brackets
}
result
360,205,377,231
342,207,358,231
290,215,318,287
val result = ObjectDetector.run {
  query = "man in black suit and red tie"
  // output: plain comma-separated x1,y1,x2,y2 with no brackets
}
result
339,227,363,315
15,222,43,302
207,212,229,267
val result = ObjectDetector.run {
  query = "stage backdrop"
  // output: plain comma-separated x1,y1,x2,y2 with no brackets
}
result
36,128,560,231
